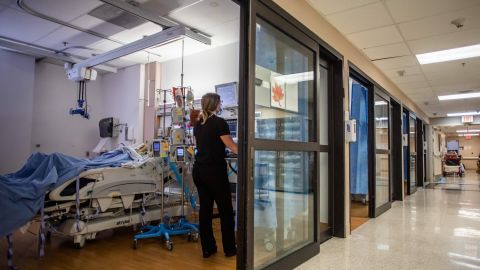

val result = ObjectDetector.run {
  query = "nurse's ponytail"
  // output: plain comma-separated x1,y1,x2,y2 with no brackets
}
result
199,93,221,125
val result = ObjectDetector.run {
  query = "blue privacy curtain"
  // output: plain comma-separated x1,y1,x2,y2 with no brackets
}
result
350,82,368,196
403,112,408,182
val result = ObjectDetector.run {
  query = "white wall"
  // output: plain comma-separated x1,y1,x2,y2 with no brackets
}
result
101,64,143,146
0,50,35,174
160,42,239,100
32,62,103,158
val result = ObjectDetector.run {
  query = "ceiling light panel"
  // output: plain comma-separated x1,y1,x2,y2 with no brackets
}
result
447,112,480,117
416,44,480,64
439,92,480,100
457,129,480,133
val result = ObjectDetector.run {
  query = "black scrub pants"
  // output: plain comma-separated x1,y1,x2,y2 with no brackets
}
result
193,163,236,254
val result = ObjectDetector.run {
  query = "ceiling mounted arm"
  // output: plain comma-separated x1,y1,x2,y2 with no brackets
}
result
66,25,210,81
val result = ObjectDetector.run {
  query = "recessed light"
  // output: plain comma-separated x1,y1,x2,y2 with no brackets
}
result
458,133,479,137
438,92,480,100
456,129,480,133
446,112,480,117
416,44,480,65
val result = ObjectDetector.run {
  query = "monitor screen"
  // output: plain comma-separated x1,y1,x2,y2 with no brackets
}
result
226,119,237,138
215,82,238,108
176,147,184,157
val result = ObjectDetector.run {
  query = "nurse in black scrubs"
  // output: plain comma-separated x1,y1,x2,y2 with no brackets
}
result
193,93,238,258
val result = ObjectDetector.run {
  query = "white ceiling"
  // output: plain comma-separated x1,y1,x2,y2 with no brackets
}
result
307,0,480,118
0,0,239,67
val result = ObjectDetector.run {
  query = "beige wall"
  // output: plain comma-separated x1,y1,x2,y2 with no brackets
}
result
446,136,480,170
273,0,430,236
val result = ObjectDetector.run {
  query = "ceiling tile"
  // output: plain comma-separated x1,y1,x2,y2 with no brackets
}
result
433,82,480,94
347,25,402,49
0,7,60,43
426,71,480,87
22,0,102,22
385,0,480,23
71,15,126,37
325,2,392,34
390,74,425,84
407,28,480,54
384,65,423,77
168,0,239,32
0,0,15,6
363,42,411,60
373,55,418,70
396,80,430,89
306,0,379,15
398,6,480,41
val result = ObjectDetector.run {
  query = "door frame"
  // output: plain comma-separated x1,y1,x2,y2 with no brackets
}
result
372,87,392,217
416,118,424,187
390,99,403,201
348,67,375,219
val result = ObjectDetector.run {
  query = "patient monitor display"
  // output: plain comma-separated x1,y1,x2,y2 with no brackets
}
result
215,82,238,108
176,147,185,162
226,119,237,139
152,141,161,157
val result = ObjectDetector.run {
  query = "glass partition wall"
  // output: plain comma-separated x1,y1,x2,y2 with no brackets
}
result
409,115,417,194
374,93,391,214
252,17,319,269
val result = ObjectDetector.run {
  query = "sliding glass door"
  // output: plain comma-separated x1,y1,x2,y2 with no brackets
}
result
247,7,320,269
373,91,391,215
409,115,417,194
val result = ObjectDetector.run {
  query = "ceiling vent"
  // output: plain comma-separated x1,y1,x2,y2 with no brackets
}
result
89,1,146,29
88,0,199,29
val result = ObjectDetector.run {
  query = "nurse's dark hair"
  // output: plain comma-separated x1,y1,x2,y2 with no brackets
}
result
199,93,221,125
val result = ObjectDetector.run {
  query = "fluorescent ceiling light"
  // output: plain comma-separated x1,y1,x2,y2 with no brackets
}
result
376,117,388,121
447,112,480,117
438,92,480,101
458,133,479,137
416,44,480,65
457,129,480,133
375,101,387,106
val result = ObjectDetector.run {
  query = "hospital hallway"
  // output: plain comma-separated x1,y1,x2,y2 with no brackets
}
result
296,175,480,270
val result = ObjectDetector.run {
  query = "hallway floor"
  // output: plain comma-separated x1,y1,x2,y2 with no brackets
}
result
297,171,480,270
427,170,480,191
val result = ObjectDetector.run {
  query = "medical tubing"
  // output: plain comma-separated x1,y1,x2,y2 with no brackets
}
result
75,175,81,232
38,202,46,257
228,162,237,175
140,194,146,226
84,81,88,115
6,233,16,270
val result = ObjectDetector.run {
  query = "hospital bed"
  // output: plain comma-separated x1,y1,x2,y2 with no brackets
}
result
0,147,195,250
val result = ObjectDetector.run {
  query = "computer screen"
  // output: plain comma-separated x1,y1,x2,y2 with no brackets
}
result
226,119,237,138
215,82,238,108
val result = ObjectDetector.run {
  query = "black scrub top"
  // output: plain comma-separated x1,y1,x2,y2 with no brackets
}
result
194,115,230,165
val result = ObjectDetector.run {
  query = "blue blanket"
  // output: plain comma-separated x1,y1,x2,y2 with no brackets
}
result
0,150,133,237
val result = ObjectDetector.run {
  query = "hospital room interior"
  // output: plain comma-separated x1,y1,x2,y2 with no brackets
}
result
0,0,243,269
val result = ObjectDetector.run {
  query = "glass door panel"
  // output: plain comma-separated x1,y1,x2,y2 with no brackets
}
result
253,151,315,269
255,18,315,142
409,116,417,194
374,94,390,209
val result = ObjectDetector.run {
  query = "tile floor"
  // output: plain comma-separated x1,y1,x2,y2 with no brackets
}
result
297,171,480,270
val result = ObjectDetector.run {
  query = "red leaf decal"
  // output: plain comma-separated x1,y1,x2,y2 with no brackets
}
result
272,83,285,104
